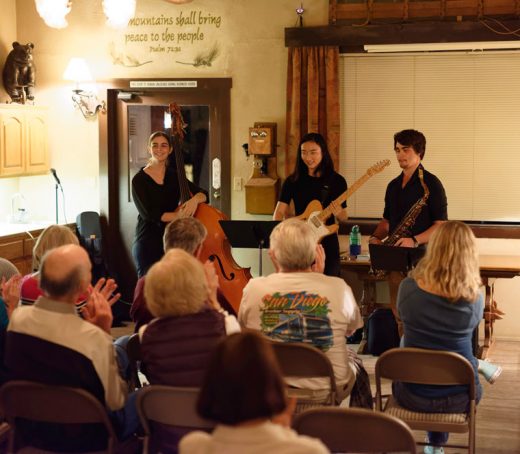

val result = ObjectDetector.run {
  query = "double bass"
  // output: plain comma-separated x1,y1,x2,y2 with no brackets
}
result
168,102,252,314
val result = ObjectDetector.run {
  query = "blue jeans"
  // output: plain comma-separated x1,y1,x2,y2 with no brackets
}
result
109,390,140,441
114,334,132,381
392,381,482,446
111,335,141,440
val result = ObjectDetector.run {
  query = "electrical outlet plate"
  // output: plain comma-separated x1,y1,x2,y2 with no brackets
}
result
233,177,243,191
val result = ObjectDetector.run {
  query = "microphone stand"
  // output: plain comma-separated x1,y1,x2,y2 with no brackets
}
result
55,183,59,224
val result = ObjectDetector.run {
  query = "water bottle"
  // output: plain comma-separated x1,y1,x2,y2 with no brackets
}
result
349,225,362,257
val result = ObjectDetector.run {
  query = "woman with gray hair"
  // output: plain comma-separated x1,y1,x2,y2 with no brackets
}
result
139,248,240,453
140,248,240,386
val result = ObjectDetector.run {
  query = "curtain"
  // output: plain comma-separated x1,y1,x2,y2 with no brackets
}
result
285,46,340,176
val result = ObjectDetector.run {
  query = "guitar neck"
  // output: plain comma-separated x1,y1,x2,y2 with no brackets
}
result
319,172,371,222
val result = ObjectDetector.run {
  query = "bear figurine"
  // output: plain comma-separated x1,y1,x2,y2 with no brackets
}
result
2,42,36,103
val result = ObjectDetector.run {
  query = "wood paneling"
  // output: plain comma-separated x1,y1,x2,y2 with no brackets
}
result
334,0,520,22
285,19,520,51
339,219,520,239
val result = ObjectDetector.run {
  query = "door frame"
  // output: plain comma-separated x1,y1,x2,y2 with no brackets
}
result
99,77,232,300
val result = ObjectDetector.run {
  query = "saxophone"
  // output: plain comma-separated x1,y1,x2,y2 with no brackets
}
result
384,167,429,245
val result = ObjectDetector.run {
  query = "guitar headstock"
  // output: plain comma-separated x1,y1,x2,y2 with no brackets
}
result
366,159,391,176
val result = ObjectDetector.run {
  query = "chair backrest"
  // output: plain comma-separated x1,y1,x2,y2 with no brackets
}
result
375,347,476,409
127,333,142,389
76,211,103,240
0,380,118,453
293,407,417,453
376,347,475,390
136,385,214,431
271,341,337,393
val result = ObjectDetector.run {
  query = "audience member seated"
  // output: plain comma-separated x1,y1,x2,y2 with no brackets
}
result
396,221,485,454
239,218,369,406
140,248,240,386
20,225,86,311
19,224,120,316
137,248,239,453
0,257,21,329
179,331,329,454
5,244,139,452
0,257,21,384
131,217,235,331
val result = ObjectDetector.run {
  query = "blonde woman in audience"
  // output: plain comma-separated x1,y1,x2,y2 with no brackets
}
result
396,221,498,454
20,224,119,311
180,331,329,454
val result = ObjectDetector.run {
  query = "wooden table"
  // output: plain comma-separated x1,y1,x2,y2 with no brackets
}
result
341,254,520,359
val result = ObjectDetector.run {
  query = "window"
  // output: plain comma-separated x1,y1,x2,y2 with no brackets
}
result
339,52,520,222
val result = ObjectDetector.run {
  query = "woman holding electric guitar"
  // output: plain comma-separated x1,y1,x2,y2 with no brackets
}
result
273,132,348,276
131,131,207,277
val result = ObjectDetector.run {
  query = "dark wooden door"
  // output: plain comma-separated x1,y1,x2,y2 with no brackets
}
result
101,80,231,301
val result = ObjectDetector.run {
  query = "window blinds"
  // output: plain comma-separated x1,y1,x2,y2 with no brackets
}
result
339,52,520,221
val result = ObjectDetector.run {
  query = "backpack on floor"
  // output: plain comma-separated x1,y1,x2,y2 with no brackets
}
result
366,308,400,356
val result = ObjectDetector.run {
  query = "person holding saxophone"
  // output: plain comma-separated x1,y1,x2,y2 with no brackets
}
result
369,129,448,334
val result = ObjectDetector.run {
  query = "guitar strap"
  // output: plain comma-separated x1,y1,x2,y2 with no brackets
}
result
320,174,333,206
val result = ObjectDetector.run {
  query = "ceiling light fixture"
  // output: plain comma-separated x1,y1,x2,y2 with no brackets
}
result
34,0,136,29
103,0,136,28
34,0,71,29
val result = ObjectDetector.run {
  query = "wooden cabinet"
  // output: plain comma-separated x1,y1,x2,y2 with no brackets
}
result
0,105,49,177
0,232,37,275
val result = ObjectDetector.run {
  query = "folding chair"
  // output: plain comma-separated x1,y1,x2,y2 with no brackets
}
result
126,333,143,390
0,380,122,453
136,385,213,454
375,347,477,453
271,341,337,413
293,407,417,453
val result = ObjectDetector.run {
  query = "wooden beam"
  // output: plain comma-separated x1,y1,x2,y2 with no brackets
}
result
285,19,520,52
335,0,520,21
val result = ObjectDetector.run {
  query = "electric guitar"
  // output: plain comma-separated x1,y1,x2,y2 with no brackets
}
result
296,159,391,241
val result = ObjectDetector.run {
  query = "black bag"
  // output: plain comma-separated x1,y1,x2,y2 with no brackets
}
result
366,308,400,356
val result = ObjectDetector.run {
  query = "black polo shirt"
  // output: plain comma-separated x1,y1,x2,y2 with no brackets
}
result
383,164,448,236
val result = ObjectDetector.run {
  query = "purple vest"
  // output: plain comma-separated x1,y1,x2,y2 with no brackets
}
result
140,309,226,386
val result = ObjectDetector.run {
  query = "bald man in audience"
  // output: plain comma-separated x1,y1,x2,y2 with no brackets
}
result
5,244,139,451
130,217,235,331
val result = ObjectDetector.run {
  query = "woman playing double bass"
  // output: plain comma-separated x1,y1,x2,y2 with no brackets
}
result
131,131,207,277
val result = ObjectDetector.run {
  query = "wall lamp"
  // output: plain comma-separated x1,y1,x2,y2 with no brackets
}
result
63,58,106,119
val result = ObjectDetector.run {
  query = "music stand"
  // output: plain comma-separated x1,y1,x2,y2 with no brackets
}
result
219,220,280,276
369,243,425,273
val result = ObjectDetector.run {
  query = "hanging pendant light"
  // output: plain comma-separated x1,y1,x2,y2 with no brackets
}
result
34,0,136,29
34,0,71,29
103,0,136,28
